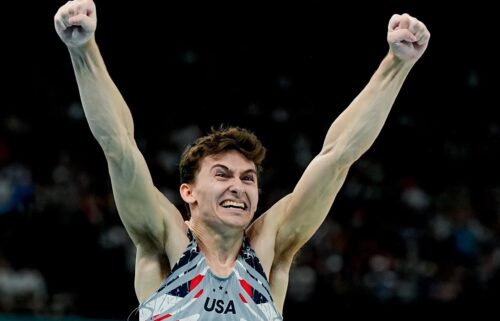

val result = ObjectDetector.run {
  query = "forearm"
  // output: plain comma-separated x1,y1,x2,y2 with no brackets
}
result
69,39,135,153
321,52,414,164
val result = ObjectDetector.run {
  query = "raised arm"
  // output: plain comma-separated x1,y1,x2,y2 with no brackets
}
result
265,14,431,260
54,0,187,301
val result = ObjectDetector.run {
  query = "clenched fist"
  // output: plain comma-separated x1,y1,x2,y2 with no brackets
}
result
387,13,430,63
54,0,97,48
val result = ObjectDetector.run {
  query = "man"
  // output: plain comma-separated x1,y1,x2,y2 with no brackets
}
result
54,0,430,320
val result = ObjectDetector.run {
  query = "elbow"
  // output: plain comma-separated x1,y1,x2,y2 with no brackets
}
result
320,142,363,169
97,135,132,162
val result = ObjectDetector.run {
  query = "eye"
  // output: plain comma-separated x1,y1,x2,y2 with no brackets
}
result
215,172,226,178
242,175,255,182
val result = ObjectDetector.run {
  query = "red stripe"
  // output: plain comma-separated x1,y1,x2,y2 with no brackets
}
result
190,274,204,291
194,289,204,298
152,313,171,321
239,279,252,297
239,293,247,303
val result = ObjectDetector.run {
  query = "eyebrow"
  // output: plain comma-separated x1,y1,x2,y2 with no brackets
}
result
211,164,257,176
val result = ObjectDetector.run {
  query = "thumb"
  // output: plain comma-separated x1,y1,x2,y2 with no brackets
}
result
68,14,96,32
388,29,417,44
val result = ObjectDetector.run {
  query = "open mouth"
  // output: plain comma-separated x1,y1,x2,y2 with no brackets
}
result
220,200,247,210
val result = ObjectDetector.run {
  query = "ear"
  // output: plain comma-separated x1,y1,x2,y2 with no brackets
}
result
180,183,196,204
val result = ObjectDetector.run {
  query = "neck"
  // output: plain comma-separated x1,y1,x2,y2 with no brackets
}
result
186,220,244,277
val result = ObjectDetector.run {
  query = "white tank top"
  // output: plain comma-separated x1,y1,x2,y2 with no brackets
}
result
138,231,283,321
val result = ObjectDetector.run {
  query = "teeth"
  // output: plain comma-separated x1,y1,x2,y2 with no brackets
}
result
221,200,246,209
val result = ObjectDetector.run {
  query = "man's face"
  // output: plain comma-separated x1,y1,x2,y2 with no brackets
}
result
185,150,259,231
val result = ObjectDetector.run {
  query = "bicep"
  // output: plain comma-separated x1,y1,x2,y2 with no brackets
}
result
275,153,350,256
105,140,185,252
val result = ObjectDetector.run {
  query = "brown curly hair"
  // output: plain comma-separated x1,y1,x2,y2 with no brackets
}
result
179,126,266,184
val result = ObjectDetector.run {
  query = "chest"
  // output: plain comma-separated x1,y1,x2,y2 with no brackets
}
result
140,259,280,321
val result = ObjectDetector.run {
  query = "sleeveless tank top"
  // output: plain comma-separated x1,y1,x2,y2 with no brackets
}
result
138,231,283,321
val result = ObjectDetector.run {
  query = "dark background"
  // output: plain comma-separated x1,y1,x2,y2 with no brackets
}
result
2,0,499,319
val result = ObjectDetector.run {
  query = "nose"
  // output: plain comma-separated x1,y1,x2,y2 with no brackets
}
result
229,183,244,196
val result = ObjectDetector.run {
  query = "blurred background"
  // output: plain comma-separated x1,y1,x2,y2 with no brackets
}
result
2,0,499,320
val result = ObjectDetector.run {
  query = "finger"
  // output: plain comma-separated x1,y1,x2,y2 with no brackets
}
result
58,11,72,29
58,1,77,25
74,0,95,17
86,4,96,19
408,17,418,34
398,13,411,30
85,0,97,18
74,4,83,16
414,22,430,45
72,0,96,18
54,16,68,31
417,30,430,46
65,0,90,18
388,14,401,31
388,29,417,43
68,13,95,31
55,0,84,31
67,5,76,17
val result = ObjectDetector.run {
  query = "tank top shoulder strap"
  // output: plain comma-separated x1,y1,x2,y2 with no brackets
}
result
186,228,195,242
239,232,268,281
241,232,251,253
